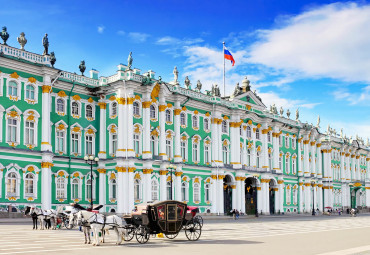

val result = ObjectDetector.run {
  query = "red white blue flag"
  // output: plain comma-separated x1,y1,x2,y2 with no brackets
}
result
224,46,235,66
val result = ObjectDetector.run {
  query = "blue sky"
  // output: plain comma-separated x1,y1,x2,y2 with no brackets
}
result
1,0,370,141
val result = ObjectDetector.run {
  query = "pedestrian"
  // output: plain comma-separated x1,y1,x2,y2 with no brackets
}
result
31,212,38,230
236,210,239,220
231,209,236,220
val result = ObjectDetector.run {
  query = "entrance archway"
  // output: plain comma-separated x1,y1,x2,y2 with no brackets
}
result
245,177,257,215
223,175,233,214
351,188,359,209
269,179,276,214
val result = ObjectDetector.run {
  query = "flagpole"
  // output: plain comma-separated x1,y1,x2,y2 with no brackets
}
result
223,41,225,97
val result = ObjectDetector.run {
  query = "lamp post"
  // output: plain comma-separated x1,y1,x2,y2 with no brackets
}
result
84,155,99,209
166,164,176,200
312,180,315,216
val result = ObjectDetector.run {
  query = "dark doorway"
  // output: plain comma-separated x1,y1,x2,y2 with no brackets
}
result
269,180,275,214
223,175,232,214
245,178,257,215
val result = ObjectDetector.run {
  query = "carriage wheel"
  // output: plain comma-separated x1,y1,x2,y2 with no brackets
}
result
194,216,204,227
135,226,150,244
165,233,179,239
124,227,135,241
185,221,201,241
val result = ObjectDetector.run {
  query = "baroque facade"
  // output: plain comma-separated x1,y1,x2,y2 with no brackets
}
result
1,40,370,215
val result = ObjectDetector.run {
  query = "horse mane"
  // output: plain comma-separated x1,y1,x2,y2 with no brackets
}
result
93,205,103,211
73,203,86,211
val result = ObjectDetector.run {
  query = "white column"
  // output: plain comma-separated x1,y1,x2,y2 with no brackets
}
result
317,144,322,178
340,152,345,182
310,142,316,175
41,154,53,209
278,180,284,213
142,99,152,159
261,125,269,170
356,156,361,180
305,183,311,213
97,164,106,211
211,173,217,213
98,102,107,159
298,138,303,176
218,175,224,214
303,139,310,176
116,162,125,214
232,183,237,210
174,103,182,163
274,186,279,214
240,178,245,213
142,162,153,203
158,103,167,160
123,164,129,214
264,180,270,214
127,97,134,157
251,127,256,167
217,122,223,165
318,184,323,212
127,163,135,213
298,183,304,213
273,127,280,172
257,185,262,215
41,82,52,151
116,98,125,157
175,167,182,201
313,184,317,211
211,116,220,165
159,168,167,201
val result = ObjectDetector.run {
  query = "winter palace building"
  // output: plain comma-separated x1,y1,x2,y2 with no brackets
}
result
1,36,370,215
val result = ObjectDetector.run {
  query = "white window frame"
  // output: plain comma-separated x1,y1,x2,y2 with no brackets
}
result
56,97,66,115
5,169,20,198
133,101,141,117
192,137,200,163
279,135,282,147
221,120,228,134
192,115,199,129
247,149,251,166
222,144,230,164
193,182,201,203
180,112,187,127
109,178,117,201
85,134,94,156
256,128,260,140
180,139,188,161
151,179,159,201
71,126,82,156
56,177,68,200
166,138,173,159
204,118,210,131
246,126,251,138
24,172,37,198
204,183,210,202
6,109,21,145
150,104,157,120
70,178,81,200
285,136,290,148
134,179,142,201
181,182,189,201
24,120,36,146
256,151,261,167
204,144,211,164
24,83,38,103
71,101,81,118
165,109,172,124
85,175,96,201
85,104,95,120
286,185,291,205
285,155,290,174
7,79,21,100
133,132,142,156
292,138,296,149
110,102,118,118
293,186,298,205
292,157,297,175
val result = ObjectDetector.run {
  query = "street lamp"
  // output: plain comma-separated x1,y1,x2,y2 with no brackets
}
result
166,164,177,200
311,180,315,216
84,155,99,209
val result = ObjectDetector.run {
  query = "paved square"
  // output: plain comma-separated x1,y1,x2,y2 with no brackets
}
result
2,215,370,255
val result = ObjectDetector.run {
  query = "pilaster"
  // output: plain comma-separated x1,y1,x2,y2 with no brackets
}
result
41,77,52,152
41,153,53,209
98,101,107,159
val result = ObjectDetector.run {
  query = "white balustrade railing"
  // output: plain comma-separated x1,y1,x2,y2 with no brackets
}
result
60,71,99,87
0,44,51,66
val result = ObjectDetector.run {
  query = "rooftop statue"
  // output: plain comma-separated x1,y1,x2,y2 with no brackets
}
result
280,106,284,116
214,84,221,97
1,26,9,45
316,115,320,128
296,108,299,121
286,109,291,118
184,76,191,89
50,52,56,67
195,80,202,92
127,52,133,70
367,138,369,147
42,33,49,55
173,66,179,85
79,60,86,76
17,32,27,50
142,73,151,85
233,82,241,97
327,124,330,134
242,76,250,92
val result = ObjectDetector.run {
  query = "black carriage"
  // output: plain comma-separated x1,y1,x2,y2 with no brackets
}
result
123,200,202,243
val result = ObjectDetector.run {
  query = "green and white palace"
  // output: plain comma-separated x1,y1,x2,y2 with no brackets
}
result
1,35,370,215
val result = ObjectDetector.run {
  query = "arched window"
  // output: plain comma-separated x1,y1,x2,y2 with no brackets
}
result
72,102,79,115
24,173,34,196
285,156,290,174
192,141,199,162
25,121,35,145
25,85,35,100
192,115,198,129
165,109,171,123
151,179,159,201
57,98,65,113
256,129,260,140
56,177,66,199
86,105,93,118
111,102,117,116
285,136,289,148
71,132,79,154
134,179,141,201
111,179,117,200
223,145,229,164
85,135,93,155
246,126,251,138
7,118,18,142
7,172,17,195
71,179,79,199
247,149,251,166
180,112,186,126
8,81,18,96
167,181,172,200
150,105,156,119
205,183,210,202
193,183,200,202
181,182,188,201
133,101,140,116
86,179,92,200
222,121,227,133
204,118,209,130
256,151,261,167
292,158,296,175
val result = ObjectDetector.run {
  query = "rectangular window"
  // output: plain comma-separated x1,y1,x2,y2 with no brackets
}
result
166,140,172,159
193,143,198,162
181,141,186,160
56,131,65,153
112,134,117,155
25,121,35,145
7,119,17,142
134,134,140,155
86,135,93,155
72,133,79,154
204,146,210,164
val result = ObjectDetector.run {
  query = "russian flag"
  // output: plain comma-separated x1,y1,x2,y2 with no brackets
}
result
224,47,235,66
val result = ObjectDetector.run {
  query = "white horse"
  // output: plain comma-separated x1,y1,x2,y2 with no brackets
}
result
75,210,123,246
68,211,92,244
29,207,60,230
350,208,357,217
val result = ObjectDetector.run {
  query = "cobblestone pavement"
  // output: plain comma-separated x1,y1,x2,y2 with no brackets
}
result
1,215,370,255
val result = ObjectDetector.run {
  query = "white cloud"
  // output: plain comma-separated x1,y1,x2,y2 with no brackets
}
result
333,85,370,105
128,32,150,43
117,30,125,36
156,36,204,58
248,2,370,83
323,120,370,141
97,26,105,34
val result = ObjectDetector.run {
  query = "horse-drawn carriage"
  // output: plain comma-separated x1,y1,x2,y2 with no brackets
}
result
123,200,202,243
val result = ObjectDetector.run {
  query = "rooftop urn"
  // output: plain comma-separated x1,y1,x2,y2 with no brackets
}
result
17,32,27,50
1,26,9,45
